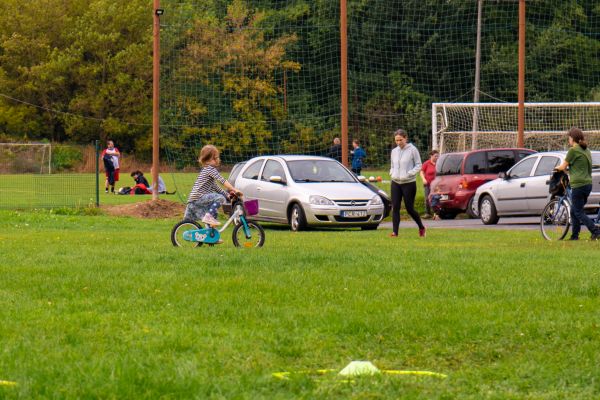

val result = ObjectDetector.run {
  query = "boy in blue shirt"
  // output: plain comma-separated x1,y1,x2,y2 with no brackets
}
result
351,139,366,175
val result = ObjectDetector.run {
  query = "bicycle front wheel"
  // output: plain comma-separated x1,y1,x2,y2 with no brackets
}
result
540,199,570,241
232,220,265,248
171,220,203,248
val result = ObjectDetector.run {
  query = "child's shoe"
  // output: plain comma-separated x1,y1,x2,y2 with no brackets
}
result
202,213,221,226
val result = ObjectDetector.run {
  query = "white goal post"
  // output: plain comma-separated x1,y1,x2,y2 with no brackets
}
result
0,143,52,174
432,102,600,153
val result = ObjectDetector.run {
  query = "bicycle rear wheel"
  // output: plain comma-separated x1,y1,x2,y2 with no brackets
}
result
171,220,203,247
540,199,570,241
232,220,265,248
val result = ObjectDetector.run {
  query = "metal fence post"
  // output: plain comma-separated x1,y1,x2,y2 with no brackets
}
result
95,140,99,207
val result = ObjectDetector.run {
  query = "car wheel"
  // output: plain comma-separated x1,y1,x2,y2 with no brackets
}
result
361,224,379,231
466,196,478,219
289,204,307,232
479,195,499,225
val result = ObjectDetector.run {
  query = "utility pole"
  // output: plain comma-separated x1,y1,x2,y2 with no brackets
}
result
517,0,525,148
472,0,483,150
340,0,349,167
152,0,162,200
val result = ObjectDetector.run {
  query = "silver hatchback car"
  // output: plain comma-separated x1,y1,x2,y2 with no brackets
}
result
231,155,386,231
472,151,600,224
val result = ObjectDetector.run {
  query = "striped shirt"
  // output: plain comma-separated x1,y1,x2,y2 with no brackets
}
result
187,165,228,203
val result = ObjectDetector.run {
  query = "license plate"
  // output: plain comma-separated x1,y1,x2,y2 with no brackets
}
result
342,210,367,218
440,194,449,201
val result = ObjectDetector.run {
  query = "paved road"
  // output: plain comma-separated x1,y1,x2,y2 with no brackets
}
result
380,216,541,231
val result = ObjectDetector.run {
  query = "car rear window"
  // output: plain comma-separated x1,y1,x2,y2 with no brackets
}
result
437,154,464,176
464,152,488,174
228,162,246,183
487,150,516,174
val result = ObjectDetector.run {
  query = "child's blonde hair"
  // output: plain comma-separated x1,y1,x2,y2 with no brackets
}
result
199,145,220,166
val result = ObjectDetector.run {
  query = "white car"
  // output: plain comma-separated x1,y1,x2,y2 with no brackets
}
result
472,151,600,224
231,155,386,231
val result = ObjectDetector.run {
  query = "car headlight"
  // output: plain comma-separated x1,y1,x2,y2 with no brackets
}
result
369,195,383,205
309,195,334,206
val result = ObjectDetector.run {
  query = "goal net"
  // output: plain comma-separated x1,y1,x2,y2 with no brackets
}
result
432,103,600,153
0,143,97,209
0,143,51,174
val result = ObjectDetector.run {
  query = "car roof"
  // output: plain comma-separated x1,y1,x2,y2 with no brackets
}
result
525,151,566,157
247,155,336,162
440,148,535,157
524,150,600,157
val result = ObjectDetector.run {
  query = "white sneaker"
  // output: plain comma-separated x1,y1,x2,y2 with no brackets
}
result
201,213,221,226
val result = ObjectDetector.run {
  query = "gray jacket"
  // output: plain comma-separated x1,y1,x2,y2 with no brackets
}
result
389,143,422,184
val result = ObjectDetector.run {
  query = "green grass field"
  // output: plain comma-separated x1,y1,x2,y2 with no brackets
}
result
1,208,599,399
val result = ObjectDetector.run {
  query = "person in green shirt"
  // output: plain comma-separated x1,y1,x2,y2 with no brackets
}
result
555,127,599,241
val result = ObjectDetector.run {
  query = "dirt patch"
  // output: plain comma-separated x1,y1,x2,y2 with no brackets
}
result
102,199,185,219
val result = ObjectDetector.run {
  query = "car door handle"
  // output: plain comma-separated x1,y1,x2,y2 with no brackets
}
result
520,183,526,188
256,187,261,191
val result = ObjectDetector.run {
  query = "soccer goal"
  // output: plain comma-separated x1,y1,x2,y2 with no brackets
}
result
432,102,600,153
0,143,52,174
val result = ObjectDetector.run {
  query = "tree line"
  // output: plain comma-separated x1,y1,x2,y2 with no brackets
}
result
1,0,599,164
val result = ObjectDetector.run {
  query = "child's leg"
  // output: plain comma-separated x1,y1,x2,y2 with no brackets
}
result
184,193,226,221
203,193,226,218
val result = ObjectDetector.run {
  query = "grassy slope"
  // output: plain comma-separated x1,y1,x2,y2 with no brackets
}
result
1,210,599,399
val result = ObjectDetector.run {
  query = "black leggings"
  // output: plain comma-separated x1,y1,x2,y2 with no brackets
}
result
391,181,424,233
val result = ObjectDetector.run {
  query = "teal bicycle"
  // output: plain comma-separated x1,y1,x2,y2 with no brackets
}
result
171,196,265,248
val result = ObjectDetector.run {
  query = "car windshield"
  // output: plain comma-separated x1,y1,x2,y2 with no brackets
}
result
287,160,356,182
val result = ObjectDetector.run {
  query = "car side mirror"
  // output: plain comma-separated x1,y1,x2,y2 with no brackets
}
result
498,172,508,180
357,175,367,182
269,175,286,185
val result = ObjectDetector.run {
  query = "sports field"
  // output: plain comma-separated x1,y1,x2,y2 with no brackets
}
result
0,169,409,210
1,207,599,399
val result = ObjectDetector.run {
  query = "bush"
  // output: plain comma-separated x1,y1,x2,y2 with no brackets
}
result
52,146,83,171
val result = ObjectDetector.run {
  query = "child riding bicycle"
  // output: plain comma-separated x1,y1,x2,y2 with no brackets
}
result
185,145,242,227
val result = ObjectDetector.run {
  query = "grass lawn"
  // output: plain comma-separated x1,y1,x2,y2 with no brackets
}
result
1,168,429,217
1,209,599,398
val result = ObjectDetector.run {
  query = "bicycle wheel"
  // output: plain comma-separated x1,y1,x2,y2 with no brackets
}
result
540,199,570,241
232,220,265,248
171,220,203,247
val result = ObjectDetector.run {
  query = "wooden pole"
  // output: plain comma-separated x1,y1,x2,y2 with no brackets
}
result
152,0,161,200
472,0,483,150
517,0,525,148
340,0,349,167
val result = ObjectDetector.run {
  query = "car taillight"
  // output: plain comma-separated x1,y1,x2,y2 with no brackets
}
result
458,178,468,190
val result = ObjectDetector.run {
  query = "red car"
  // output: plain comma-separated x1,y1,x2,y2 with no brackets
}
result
429,148,536,219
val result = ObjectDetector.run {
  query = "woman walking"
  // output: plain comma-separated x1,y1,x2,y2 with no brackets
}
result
389,129,426,237
555,127,600,241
